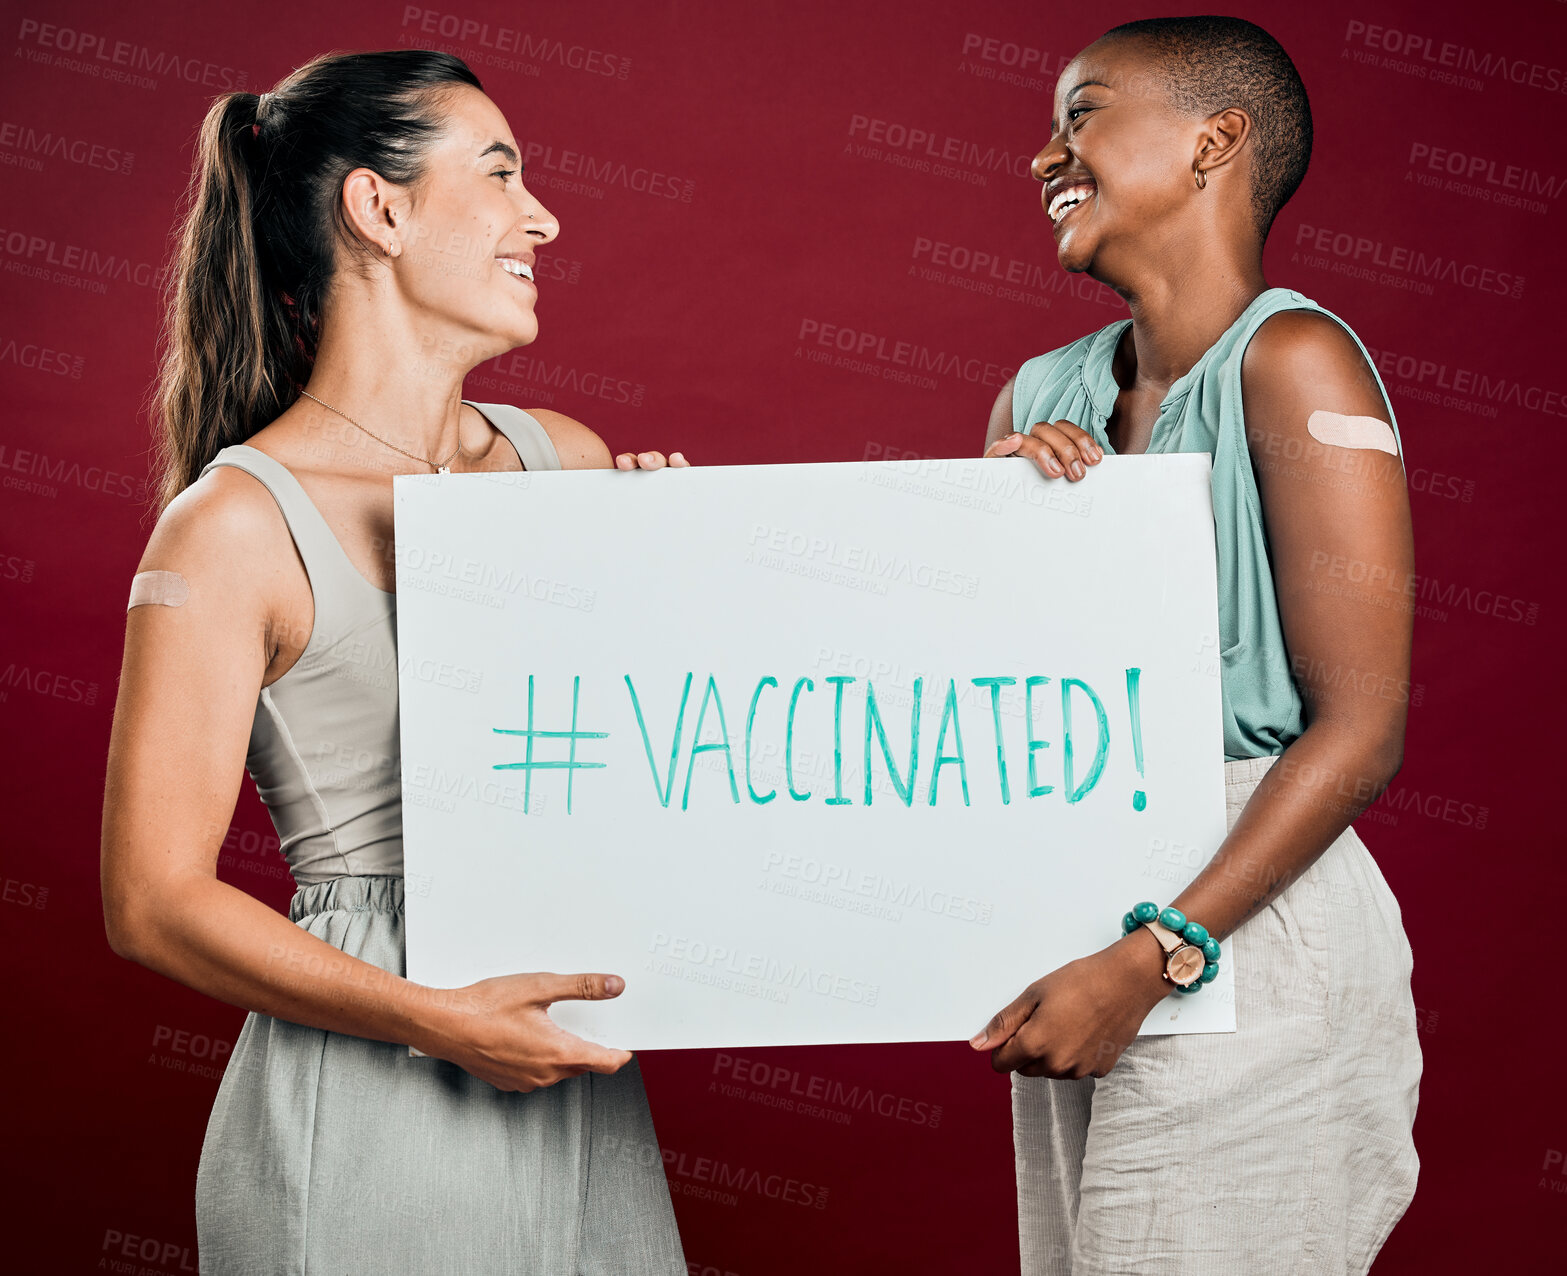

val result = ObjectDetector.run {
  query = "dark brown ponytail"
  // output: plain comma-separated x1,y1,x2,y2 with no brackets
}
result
149,50,483,512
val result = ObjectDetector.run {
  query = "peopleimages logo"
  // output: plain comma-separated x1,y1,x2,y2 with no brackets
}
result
0,119,134,175
649,932,881,1006
1343,19,1567,95
14,18,249,91
713,1052,946,1128
796,318,1015,390
1362,343,1567,419
479,350,647,408
399,7,631,78
0,443,146,500
520,142,694,202
960,33,1063,76
746,521,982,600
845,115,1033,185
0,660,99,706
660,1147,829,1210
1406,143,1565,200
0,226,168,292
0,337,83,378
908,236,1064,310
956,32,1070,91
1292,223,1523,300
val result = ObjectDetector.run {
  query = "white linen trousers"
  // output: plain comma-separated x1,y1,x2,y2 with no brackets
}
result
1012,754,1422,1275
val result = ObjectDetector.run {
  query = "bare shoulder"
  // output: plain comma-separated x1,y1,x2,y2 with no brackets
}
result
1240,307,1393,465
1242,308,1383,409
519,407,613,470
134,465,297,638
142,464,291,577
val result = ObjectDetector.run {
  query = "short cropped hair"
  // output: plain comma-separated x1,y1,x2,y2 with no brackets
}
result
1098,15,1312,242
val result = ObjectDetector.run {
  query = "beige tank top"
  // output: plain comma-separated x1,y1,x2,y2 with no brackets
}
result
198,401,562,886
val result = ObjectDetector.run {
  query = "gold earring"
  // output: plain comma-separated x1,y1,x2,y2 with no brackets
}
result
1194,163,1207,190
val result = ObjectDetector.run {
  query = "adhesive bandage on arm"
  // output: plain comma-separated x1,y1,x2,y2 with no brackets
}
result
127,570,191,610
1305,409,1399,456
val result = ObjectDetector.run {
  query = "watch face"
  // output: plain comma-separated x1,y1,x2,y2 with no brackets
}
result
1167,945,1204,986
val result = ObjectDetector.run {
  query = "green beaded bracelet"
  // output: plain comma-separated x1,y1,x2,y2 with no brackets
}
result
1121,900,1222,993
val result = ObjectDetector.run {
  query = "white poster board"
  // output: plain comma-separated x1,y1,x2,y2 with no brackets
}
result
394,455,1231,1050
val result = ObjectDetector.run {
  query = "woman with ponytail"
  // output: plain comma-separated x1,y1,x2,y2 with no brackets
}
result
101,49,687,1272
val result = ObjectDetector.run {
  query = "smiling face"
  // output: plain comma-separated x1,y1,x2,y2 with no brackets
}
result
373,84,558,361
1031,38,1206,277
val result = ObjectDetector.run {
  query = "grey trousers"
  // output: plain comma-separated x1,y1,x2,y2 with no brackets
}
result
195,874,685,1275
1012,755,1422,1275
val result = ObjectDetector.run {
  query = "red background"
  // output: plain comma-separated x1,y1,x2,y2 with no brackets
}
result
3,0,1562,1270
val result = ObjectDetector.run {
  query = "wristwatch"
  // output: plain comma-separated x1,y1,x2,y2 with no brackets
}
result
1141,919,1205,988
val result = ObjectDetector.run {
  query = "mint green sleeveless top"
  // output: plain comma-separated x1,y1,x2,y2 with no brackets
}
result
1011,286,1405,761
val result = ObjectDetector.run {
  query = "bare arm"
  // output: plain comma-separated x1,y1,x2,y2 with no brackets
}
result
101,472,628,1090
1164,308,1413,940
101,475,471,1044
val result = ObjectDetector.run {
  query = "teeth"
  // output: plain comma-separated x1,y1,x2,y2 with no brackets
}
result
498,258,535,281
1049,186,1095,223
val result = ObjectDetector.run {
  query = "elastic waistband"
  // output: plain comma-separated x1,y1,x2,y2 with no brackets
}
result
1224,753,1280,794
289,873,404,923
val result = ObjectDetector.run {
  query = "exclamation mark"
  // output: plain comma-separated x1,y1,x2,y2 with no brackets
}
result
1126,667,1146,811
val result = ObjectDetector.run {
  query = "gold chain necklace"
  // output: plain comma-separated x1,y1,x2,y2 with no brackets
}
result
299,389,464,473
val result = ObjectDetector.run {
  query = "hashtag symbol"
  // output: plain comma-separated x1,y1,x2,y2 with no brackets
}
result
493,675,607,814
